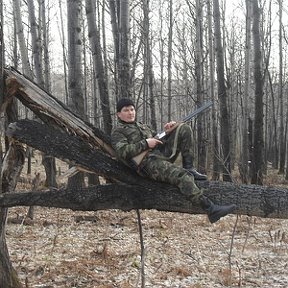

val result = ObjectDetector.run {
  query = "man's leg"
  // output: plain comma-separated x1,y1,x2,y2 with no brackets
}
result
140,157,236,223
162,124,207,180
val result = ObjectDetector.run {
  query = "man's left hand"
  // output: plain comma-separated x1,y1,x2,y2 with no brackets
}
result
164,121,177,131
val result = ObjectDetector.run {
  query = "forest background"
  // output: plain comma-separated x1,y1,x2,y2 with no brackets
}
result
0,0,288,287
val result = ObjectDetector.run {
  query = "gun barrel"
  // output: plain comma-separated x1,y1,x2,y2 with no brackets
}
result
182,100,213,122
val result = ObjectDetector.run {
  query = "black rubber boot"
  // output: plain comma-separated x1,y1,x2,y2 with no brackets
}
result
182,155,208,181
187,168,208,181
200,195,236,224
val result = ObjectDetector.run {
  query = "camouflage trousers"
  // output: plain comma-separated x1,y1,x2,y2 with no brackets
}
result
139,124,202,204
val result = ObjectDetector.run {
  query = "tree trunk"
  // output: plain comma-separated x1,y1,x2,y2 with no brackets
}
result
206,0,220,180
142,0,157,131
40,0,57,188
240,0,252,183
0,4,22,285
13,0,33,78
108,0,119,99
251,0,264,185
67,0,85,188
195,0,206,173
27,0,44,87
58,0,69,104
0,142,25,288
167,0,173,122
85,0,112,135
118,0,131,98
278,0,285,175
213,0,232,181
268,71,278,169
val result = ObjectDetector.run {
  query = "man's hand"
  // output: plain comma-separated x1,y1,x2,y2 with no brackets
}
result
164,121,177,131
146,138,163,148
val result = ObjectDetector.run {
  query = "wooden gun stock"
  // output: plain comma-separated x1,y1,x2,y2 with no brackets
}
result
132,150,150,166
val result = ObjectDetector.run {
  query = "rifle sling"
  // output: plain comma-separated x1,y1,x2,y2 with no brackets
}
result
135,122,185,170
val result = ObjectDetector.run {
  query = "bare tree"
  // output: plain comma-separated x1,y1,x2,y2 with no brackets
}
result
167,0,173,121
67,0,85,188
195,0,207,173
213,0,232,181
206,0,220,180
58,0,69,104
27,0,44,87
13,0,33,78
251,0,264,185
85,0,112,134
142,0,157,131
278,0,285,175
0,1,23,285
118,0,131,99
240,0,252,183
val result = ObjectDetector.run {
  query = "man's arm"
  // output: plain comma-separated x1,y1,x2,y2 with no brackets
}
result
111,130,149,161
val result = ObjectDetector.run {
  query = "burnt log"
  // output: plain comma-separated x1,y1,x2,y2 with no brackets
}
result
3,67,288,220
4,119,288,219
0,180,288,219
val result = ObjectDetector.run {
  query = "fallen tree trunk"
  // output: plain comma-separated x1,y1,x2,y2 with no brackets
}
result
0,178,287,219
5,119,288,219
3,67,288,220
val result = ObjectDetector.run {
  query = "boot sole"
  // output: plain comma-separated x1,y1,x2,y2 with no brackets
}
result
208,204,237,224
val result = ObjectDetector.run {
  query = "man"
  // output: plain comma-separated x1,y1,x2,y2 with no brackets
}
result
111,98,236,223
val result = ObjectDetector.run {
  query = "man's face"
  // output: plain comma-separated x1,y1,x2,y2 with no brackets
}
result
117,105,136,123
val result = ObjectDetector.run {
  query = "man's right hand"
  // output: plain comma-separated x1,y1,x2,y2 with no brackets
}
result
146,138,163,149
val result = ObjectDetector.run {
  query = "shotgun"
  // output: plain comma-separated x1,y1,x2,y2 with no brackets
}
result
131,100,213,166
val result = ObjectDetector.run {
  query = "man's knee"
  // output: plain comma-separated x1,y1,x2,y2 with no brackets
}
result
179,123,192,134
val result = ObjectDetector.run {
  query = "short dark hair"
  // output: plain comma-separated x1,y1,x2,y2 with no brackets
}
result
116,98,135,112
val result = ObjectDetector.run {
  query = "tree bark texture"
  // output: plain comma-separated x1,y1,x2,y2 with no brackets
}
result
67,0,84,116
13,0,33,78
278,0,285,175
207,0,220,181
213,0,232,181
27,0,44,87
0,142,25,288
118,0,131,98
167,0,173,122
251,0,264,185
240,0,252,183
195,0,206,173
85,0,112,135
108,0,119,99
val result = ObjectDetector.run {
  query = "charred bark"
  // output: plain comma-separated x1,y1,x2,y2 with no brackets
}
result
0,176,288,219
0,142,25,288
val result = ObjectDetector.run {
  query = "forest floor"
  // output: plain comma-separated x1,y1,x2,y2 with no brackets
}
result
5,153,288,288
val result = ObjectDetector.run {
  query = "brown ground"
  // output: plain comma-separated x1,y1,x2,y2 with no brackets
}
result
5,155,288,288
